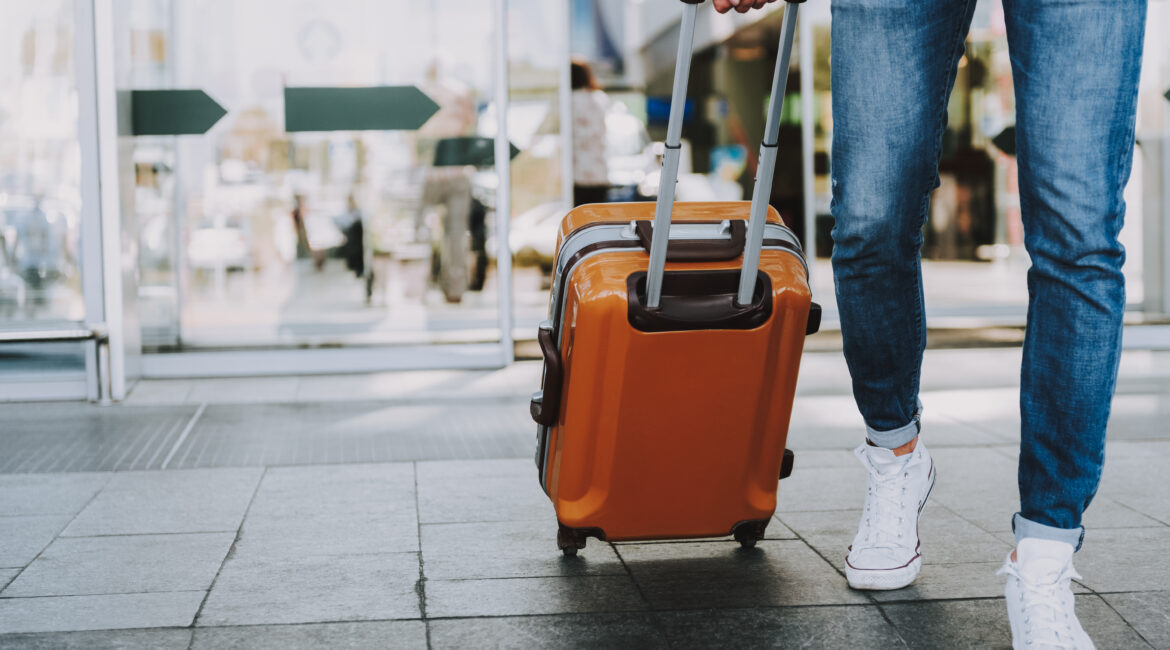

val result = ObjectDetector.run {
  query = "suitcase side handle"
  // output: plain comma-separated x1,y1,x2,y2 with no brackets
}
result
634,220,746,263
530,322,563,426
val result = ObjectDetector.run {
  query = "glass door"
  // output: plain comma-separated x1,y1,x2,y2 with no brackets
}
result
112,0,542,374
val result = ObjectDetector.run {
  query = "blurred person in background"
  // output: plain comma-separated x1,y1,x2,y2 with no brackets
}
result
335,193,376,305
14,197,67,307
419,63,477,304
716,0,1145,647
570,57,610,208
290,194,312,262
337,193,365,280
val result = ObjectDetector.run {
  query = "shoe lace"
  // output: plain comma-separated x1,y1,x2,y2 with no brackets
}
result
858,460,915,549
997,561,1083,649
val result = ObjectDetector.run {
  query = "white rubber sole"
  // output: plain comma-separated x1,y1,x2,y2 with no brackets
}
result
846,556,922,591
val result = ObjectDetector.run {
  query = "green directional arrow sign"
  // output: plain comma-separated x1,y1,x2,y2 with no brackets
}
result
131,90,227,136
992,125,1017,156
433,137,520,167
284,86,440,132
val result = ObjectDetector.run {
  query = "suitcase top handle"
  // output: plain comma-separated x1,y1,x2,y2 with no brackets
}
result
646,0,802,309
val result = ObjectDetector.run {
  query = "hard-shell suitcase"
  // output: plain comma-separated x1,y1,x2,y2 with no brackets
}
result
530,0,817,555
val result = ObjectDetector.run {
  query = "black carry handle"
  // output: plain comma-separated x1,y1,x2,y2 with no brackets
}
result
530,325,563,426
635,221,747,263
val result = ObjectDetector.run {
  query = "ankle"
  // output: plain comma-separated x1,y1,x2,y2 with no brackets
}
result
867,436,919,457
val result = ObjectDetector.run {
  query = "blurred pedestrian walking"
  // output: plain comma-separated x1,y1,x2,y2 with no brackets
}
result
571,58,611,208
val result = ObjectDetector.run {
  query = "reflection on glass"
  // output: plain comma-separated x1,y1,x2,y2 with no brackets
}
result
117,0,572,350
0,0,83,326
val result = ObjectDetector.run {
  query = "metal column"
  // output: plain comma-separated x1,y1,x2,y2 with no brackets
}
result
493,0,515,363
799,10,816,271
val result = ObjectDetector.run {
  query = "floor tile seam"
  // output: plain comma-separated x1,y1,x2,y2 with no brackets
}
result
185,618,429,632
0,472,115,597
421,601,888,622
222,550,423,563
418,517,561,526
1091,592,1158,649
771,513,899,628
776,508,862,514
55,531,240,540
421,572,635,586
189,465,268,629
0,589,208,601
411,463,430,650
1104,500,1170,527
917,561,1013,567
924,500,1015,540
422,568,630,581
141,395,532,410
784,442,1021,452
606,541,663,640
868,600,912,648
0,625,194,637
162,459,527,472
870,594,1010,606
418,518,552,529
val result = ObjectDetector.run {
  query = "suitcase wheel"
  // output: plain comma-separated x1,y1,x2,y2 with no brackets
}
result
557,523,604,557
557,523,588,557
731,519,770,549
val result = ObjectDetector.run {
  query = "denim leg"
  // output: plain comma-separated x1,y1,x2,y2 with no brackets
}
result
829,0,977,448
1003,0,1146,548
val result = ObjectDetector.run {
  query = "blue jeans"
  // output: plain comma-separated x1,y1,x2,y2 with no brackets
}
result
829,0,1146,549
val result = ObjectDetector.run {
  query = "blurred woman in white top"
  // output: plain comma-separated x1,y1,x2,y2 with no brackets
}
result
570,58,610,207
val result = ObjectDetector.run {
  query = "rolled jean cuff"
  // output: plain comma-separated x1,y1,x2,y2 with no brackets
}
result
865,401,923,449
1013,513,1085,552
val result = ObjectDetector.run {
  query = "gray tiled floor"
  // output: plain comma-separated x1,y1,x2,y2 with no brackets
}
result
196,552,422,626
0,515,72,568
61,468,263,537
0,628,193,650
0,592,206,634
4,533,234,598
0,349,1167,647
190,621,428,649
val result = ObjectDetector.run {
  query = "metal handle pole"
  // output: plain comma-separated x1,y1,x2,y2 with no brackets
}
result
645,2,699,309
737,3,799,306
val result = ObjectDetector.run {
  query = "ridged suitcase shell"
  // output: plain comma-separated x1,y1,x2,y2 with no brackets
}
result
534,201,814,545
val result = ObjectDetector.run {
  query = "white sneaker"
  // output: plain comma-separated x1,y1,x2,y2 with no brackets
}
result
998,538,1095,650
845,441,935,590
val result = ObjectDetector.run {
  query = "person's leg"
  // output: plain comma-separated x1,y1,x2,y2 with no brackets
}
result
440,175,472,303
831,0,978,448
998,1,1145,646
1005,0,1145,548
830,0,977,591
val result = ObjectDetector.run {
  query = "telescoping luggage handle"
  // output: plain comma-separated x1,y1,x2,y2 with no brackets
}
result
645,0,804,309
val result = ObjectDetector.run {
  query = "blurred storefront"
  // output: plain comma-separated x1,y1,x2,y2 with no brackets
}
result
1,0,1168,401
1,0,573,400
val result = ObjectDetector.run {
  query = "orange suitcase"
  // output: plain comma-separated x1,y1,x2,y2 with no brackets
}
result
530,0,818,555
